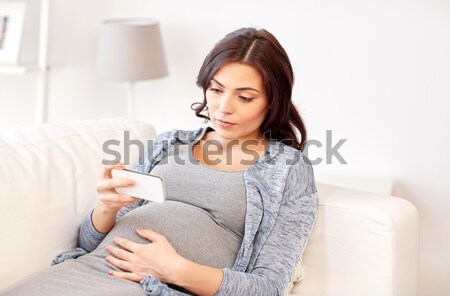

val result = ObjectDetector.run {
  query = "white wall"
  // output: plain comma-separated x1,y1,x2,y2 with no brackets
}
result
1,0,449,295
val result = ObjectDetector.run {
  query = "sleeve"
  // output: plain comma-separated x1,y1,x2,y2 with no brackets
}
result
140,276,195,296
214,156,319,296
76,209,108,252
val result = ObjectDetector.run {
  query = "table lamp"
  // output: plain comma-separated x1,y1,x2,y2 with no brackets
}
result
96,18,168,119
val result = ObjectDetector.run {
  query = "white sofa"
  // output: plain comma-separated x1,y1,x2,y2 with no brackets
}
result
0,118,419,296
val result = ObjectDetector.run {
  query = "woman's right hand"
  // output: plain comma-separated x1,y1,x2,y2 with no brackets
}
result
95,162,140,213
92,162,140,234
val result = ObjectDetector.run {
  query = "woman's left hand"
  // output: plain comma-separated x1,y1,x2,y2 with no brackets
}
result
106,228,183,283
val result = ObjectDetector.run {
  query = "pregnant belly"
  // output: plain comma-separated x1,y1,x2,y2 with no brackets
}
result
90,201,243,269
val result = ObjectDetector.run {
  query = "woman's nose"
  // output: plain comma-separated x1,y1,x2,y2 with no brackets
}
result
218,93,234,114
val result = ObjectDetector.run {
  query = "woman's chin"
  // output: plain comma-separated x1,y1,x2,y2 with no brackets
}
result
211,127,240,141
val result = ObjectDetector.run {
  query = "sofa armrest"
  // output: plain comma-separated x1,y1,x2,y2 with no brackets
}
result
291,182,419,296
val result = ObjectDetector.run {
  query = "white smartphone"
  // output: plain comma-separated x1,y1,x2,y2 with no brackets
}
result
111,169,166,203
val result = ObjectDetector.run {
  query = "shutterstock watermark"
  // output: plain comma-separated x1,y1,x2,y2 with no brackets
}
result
303,130,347,165
101,130,347,167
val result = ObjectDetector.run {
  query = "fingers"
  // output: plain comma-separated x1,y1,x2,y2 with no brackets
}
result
108,270,143,283
106,254,133,271
112,237,139,254
136,228,162,243
106,243,143,283
96,177,135,193
99,193,140,208
101,162,125,179
95,176,139,212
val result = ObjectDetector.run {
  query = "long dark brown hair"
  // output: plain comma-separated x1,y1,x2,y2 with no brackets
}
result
191,27,307,151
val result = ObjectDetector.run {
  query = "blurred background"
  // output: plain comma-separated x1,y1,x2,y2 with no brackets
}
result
0,0,449,295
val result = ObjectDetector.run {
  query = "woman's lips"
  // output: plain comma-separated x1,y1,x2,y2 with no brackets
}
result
216,119,236,128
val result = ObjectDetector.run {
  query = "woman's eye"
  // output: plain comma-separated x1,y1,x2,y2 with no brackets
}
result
239,96,253,102
209,88,221,93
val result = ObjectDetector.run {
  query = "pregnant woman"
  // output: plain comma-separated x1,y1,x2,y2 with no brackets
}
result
1,27,319,296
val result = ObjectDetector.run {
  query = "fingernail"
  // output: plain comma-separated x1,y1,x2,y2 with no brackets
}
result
109,270,114,275
127,180,135,185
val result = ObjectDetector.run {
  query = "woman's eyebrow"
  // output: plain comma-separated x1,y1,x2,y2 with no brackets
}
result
211,78,260,93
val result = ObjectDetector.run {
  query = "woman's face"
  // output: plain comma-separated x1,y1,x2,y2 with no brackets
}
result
206,62,269,142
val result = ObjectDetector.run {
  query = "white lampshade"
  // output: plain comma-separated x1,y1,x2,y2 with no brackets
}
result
96,18,168,82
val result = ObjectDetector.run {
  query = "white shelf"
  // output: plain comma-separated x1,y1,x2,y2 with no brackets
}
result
0,65,45,74
1,0,50,124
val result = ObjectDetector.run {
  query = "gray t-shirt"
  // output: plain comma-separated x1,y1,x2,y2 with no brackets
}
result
91,141,247,268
